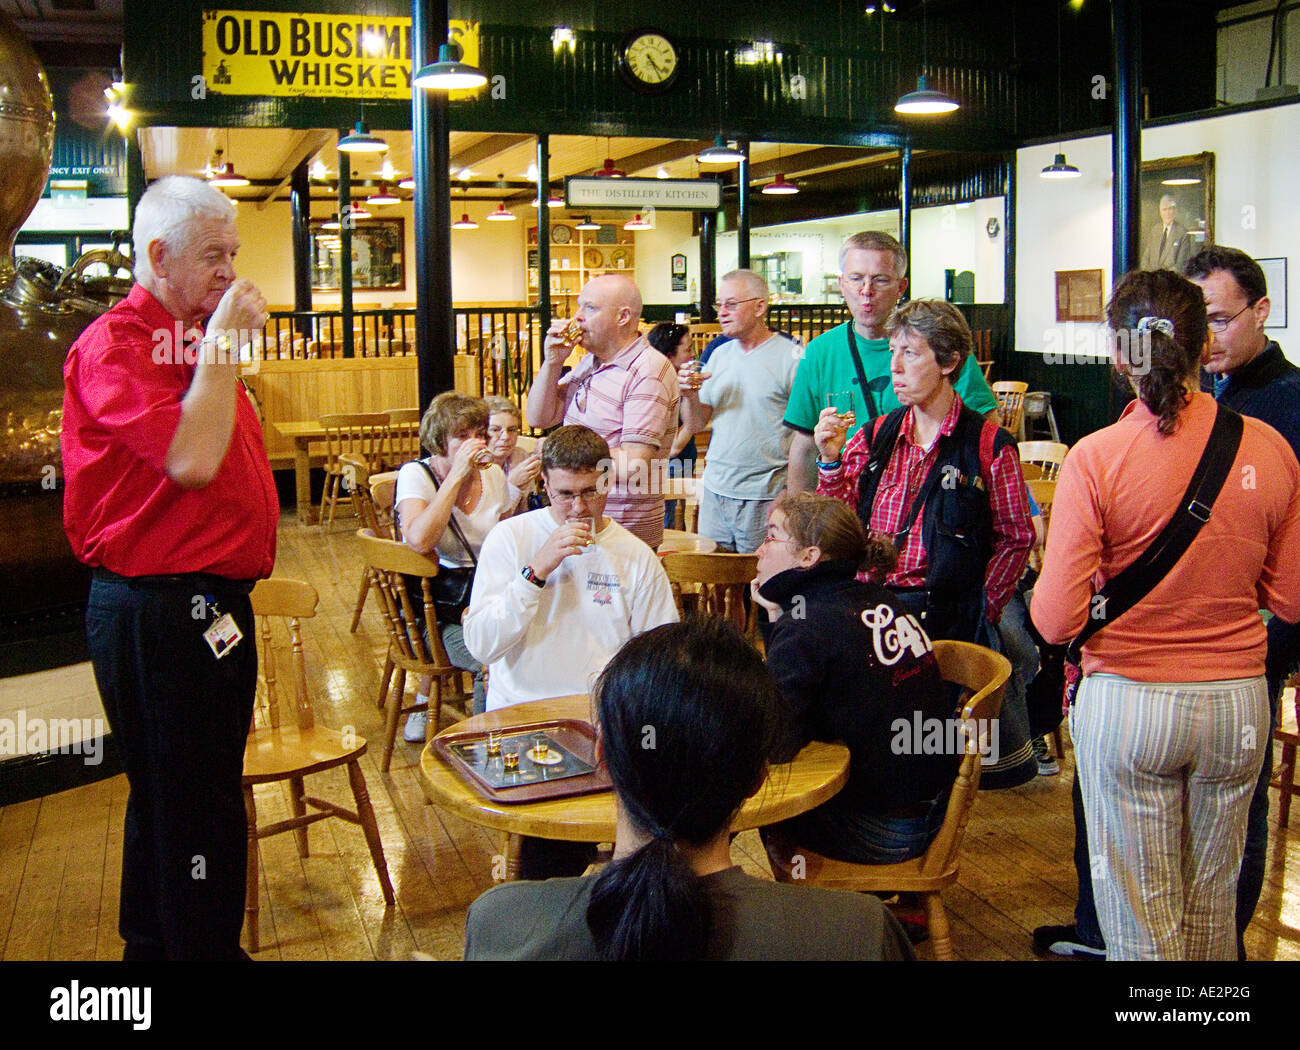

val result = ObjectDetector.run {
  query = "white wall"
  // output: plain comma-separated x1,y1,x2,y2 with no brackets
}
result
631,209,697,304
1015,101,1300,364
1218,2,1300,104
909,197,1006,303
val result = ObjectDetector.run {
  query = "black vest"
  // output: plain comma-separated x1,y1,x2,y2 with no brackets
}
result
855,405,1012,640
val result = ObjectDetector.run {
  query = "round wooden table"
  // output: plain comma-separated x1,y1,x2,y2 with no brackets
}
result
419,695,849,877
659,529,717,554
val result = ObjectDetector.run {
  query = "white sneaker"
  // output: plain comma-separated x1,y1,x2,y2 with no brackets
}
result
403,710,427,742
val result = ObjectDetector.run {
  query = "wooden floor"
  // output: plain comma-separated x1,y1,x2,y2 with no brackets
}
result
2,510,1297,961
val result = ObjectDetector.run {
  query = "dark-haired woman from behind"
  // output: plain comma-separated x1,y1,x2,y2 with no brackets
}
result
463,619,914,961
752,492,959,866
1032,269,1300,960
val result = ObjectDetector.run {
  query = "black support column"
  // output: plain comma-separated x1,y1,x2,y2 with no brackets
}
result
536,135,551,326
736,138,750,270
289,158,312,327
1112,0,1142,278
412,0,455,409
699,210,717,323
898,143,912,294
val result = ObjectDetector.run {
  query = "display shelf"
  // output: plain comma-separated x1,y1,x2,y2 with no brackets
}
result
526,223,636,317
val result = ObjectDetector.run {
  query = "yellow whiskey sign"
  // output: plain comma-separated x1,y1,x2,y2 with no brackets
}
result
200,10,482,99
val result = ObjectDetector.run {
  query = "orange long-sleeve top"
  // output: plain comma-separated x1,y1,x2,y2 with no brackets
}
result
1031,393,1300,682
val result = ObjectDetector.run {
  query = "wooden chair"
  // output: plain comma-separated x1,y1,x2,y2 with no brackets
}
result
340,454,383,632
319,412,389,531
1018,440,1069,482
358,529,473,771
660,551,758,639
992,381,1028,441
242,577,394,953
663,476,701,532
764,639,1011,960
1271,672,1299,828
382,407,422,470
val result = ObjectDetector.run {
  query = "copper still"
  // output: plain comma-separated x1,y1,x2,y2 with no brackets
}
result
0,11,130,645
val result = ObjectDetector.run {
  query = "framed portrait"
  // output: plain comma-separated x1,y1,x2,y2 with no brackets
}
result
1055,268,1105,323
310,217,405,291
1257,257,1287,328
1138,153,1214,272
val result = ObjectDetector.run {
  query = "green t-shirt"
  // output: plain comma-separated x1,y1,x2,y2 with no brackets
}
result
784,321,998,441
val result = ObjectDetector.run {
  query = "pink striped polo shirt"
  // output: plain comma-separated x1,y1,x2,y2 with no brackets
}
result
559,334,679,548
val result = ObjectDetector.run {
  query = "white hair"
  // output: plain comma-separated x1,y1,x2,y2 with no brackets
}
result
132,175,236,284
721,268,769,298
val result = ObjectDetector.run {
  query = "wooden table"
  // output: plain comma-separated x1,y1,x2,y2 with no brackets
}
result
418,695,849,878
272,420,329,524
659,529,717,554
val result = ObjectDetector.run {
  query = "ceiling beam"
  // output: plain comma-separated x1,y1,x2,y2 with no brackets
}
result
449,133,533,172
255,130,334,210
610,139,714,175
746,146,891,182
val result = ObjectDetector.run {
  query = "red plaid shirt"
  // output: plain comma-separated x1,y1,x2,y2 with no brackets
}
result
817,393,1032,623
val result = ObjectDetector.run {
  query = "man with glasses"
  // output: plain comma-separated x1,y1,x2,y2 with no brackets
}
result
1187,245,1300,958
784,232,998,492
462,425,677,711
526,274,678,548
678,269,799,552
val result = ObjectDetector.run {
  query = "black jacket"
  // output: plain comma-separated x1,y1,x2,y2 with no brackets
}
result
760,559,960,813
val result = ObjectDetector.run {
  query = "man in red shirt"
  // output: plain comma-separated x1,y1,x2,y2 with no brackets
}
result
62,175,275,960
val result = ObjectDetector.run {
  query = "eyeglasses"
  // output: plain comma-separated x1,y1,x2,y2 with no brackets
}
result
1206,303,1253,333
547,485,602,505
760,530,800,548
716,296,764,312
841,274,900,290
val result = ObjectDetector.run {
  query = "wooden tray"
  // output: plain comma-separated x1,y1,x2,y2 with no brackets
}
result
432,719,612,804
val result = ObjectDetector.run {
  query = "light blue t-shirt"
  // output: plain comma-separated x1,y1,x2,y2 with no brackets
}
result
699,332,801,499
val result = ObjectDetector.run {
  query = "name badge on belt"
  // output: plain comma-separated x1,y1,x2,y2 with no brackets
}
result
202,600,243,659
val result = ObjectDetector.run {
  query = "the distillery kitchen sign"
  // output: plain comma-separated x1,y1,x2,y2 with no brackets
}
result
200,10,481,99
565,177,723,211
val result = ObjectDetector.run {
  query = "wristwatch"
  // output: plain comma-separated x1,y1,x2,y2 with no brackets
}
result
202,333,235,359
520,564,546,588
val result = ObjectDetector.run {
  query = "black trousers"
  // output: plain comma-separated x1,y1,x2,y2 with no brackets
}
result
86,570,257,960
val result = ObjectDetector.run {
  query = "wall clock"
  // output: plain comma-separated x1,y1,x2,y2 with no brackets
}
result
619,29,679,94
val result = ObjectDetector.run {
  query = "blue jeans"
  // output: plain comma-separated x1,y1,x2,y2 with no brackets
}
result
769,786,950,865
429,621,487,715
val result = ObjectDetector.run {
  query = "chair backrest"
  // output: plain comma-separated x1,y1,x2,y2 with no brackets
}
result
371,473,398,537
991,381,1028,436
1018,440,1068,481
338,453,380,532
918,640,1011,878
660,552,758,635
356,528,452,667
320,412,389,471
250,578,320,733
1026,478,1056,571
383,407,422,468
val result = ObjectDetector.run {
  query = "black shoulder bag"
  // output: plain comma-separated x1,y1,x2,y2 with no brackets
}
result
1060,403,1244,710
393,461,479,626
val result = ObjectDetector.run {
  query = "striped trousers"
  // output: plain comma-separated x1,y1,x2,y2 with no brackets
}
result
1072,672,1267,961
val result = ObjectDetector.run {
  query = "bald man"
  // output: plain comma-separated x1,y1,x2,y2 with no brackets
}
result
527,275,679,548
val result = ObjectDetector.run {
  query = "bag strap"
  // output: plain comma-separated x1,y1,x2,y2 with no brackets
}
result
1067,403,1244,660
845,323,880,420
395,461,479,568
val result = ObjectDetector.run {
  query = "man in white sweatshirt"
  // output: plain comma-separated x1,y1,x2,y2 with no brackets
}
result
462,425,678,710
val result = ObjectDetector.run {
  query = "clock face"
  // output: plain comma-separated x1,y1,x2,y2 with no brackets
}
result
621,30,679,93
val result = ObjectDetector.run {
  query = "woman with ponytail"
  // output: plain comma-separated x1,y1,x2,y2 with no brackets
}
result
1032,269,1300,960
752,492,958,866
463,619,913,961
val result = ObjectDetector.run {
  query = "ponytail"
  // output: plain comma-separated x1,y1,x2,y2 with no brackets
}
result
587,837,710,961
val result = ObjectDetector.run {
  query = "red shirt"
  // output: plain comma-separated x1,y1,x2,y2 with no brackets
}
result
817,393,1033,622
61,283,278,579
